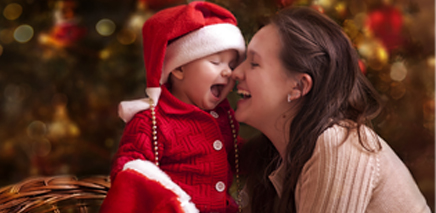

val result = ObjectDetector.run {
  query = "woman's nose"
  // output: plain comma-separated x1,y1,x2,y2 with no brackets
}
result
231,63,244,81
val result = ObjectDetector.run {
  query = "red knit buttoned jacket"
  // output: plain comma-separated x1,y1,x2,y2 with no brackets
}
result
109,85,241,213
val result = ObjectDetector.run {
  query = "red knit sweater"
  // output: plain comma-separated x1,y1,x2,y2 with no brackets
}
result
110,86,241,212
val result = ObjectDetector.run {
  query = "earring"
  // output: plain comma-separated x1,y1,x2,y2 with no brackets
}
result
287,94,292,103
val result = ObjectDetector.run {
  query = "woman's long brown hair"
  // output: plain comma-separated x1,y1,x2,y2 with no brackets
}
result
243,7,382,212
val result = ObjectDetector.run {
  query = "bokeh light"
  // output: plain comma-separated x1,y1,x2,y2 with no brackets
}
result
3,3,23,20
32,138,51,157
353,13,367,29
127,13,149,31
335,2,347,18
357,39,389,70
0,29,15,44
1,141,15,159
348,0,366,15
423,98,435,130
27,120,47,139
4,84,25,102
13,25,34,43
105,138,114,148
99,49,111,59
310,4,325,14
314,0,336,9
96,19,116,36
0,45,3,57
427,56,435,68
389,81,406,100
117,29,136,45
390,61,407,81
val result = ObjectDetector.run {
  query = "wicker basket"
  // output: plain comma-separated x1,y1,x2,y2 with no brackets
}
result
0,175,110,213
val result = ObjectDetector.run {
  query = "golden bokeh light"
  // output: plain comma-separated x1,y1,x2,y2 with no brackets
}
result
348,0,367,15
127,13,150,32
99,49,111,59
0,29,15,44
357,39,389,70
3,3,23,20
314,0,336,9
335,2,347,18
117,29,136,45
427,56,435,68
353,13,367,29
389,82,406,100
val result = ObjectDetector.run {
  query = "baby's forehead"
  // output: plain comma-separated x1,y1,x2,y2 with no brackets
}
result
206,49,239,58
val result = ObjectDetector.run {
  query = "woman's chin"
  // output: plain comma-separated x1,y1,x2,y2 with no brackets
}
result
234,109,247,124
235,98,251,122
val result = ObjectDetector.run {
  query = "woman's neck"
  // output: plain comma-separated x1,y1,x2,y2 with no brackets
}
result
261,112,294,160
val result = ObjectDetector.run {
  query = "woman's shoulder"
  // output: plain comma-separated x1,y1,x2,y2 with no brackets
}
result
308,122,382,179
302,123,431,212
317,121,381,153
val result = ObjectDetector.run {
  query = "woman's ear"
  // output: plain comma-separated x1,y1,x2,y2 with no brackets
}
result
171,67,184,80
288,73,313,101
298,73,312,96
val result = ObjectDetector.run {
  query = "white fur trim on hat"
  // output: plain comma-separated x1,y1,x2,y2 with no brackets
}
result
123,159,199,213
118,87,162,123
161,23,245,85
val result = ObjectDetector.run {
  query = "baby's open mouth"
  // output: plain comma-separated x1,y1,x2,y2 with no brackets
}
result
237,89,251,99
211,84,225,98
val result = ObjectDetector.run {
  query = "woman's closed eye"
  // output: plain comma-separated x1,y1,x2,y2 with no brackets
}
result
250,62,259,68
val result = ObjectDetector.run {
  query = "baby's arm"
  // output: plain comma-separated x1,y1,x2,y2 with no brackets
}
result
110,115,157,182
103,115,199,213
295,126,377,213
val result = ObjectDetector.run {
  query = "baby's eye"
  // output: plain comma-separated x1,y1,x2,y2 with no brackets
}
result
210,61,220,65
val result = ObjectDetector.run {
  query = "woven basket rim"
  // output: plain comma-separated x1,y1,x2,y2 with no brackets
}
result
0,175,110,213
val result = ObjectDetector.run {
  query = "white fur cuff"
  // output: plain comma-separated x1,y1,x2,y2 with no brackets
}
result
123,160,199,213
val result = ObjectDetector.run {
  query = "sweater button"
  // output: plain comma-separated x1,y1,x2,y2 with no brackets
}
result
215,181,225,192
210,111,219,118
213,140,223,151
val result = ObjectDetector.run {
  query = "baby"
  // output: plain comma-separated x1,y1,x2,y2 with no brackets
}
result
100,2,245,213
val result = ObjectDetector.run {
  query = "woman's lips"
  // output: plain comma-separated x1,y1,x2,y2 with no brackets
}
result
237,89,251,99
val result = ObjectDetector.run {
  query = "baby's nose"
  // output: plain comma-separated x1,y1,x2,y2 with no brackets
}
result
221,69,232,77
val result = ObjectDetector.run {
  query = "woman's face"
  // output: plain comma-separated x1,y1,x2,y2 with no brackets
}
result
232,24,296,130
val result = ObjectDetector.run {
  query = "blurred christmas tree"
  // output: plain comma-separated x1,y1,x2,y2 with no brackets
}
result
0,0,434,210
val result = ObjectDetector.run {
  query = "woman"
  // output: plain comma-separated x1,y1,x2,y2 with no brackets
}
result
233,6,430,213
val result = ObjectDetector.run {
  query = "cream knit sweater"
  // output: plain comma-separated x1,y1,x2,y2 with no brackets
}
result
264,124,431,213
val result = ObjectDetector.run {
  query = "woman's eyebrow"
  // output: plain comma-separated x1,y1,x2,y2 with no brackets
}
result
248,50,260,60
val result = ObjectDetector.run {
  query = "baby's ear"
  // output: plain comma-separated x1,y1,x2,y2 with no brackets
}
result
171,67,184,80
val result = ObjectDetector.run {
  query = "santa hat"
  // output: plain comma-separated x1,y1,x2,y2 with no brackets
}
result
119,1,246,122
